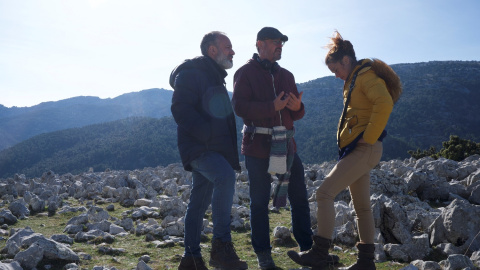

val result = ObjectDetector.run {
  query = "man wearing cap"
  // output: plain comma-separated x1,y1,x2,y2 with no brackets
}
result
232,27,313,269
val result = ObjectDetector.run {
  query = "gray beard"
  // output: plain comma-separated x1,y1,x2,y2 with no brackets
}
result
215,54,233,69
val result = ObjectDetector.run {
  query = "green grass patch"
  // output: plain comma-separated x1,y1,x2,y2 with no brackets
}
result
1,201,408,269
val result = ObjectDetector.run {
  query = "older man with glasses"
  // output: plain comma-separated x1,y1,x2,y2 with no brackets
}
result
232,26,314,269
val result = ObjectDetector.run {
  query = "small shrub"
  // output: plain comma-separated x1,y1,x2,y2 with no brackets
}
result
408,135,480,161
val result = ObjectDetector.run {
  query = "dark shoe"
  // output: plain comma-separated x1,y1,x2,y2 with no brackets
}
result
209,239,248,270
178,254,208,270
339,243,376,270
256,249,276,269
287,235,338,268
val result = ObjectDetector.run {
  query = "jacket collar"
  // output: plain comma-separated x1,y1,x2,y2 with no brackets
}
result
169,56,227,88
345,59,372,84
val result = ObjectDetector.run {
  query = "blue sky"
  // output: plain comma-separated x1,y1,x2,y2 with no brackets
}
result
1,0,479,108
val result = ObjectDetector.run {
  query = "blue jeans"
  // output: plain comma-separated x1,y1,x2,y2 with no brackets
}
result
245,153,313,253
183,151,236,257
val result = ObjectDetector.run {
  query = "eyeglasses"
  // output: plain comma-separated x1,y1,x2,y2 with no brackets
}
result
263,39,285,46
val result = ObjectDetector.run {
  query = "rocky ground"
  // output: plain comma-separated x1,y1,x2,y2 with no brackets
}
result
1,155,480,270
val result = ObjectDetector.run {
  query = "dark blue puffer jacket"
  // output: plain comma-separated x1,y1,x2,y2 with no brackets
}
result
170,56,240,171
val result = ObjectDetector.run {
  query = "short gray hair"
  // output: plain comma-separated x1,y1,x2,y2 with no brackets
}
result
200,31,226,56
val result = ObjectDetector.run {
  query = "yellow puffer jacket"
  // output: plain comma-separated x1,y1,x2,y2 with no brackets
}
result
338,59,397,148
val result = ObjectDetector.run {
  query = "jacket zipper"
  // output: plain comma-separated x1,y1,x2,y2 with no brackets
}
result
271,74,282,126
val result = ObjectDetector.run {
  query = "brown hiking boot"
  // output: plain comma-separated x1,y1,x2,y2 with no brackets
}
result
178,254,209,270
209,239,248,270
339,243,376,270
287,235,339,268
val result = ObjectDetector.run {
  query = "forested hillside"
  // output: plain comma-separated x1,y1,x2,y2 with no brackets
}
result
1,60,479,178
0,117,179,178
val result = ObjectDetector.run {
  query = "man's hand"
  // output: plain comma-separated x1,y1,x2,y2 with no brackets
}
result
285,91,303,111
274,91,289,111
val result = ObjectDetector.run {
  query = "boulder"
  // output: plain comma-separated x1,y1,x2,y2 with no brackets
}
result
410,260,442,270
439,254,476,270
429,199,480,255
20,234,79,261
272,226,290,240
87,206,110,223
0,261,23,270
371,195,412,244
75,230,114,243
51,234,74,245
8,199,30,218
136,260,152,270
0,209,17,225
14,242,44,269
109,224,127,235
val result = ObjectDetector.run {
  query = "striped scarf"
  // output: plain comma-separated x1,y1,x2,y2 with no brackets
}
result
269,126,295,207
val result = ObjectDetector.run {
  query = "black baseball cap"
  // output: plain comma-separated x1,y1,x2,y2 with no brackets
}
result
257,27,288,42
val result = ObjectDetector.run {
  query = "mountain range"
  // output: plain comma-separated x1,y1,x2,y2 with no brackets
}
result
1,60,479,178
0,88,173,150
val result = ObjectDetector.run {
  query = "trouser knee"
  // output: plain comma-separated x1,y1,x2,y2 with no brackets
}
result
315,188,334,204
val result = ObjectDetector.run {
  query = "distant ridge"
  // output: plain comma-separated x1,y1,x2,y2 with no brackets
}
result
0,88,173,150
1,61,479,178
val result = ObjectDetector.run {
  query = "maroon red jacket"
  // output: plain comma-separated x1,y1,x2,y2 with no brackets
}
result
232,55,305,159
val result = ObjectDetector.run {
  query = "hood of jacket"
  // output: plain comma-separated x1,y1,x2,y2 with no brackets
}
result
354,58,402,103
169,56,227,89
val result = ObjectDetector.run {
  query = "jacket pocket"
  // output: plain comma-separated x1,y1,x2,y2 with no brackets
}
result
346,115,358,131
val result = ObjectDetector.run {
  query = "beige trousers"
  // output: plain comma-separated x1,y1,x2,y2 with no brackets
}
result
315,141,382,244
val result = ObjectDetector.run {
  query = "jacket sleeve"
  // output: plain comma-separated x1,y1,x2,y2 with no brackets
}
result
361,75,393,144
232,68,276,120
171,70,212,143
290,102,305,121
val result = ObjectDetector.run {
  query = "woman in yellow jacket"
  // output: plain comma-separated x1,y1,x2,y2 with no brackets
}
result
288,31,402,270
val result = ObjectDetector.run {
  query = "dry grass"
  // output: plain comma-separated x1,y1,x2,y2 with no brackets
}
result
0,199,408,270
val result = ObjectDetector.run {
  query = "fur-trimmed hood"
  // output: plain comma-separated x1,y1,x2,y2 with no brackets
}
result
358,58,403,103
